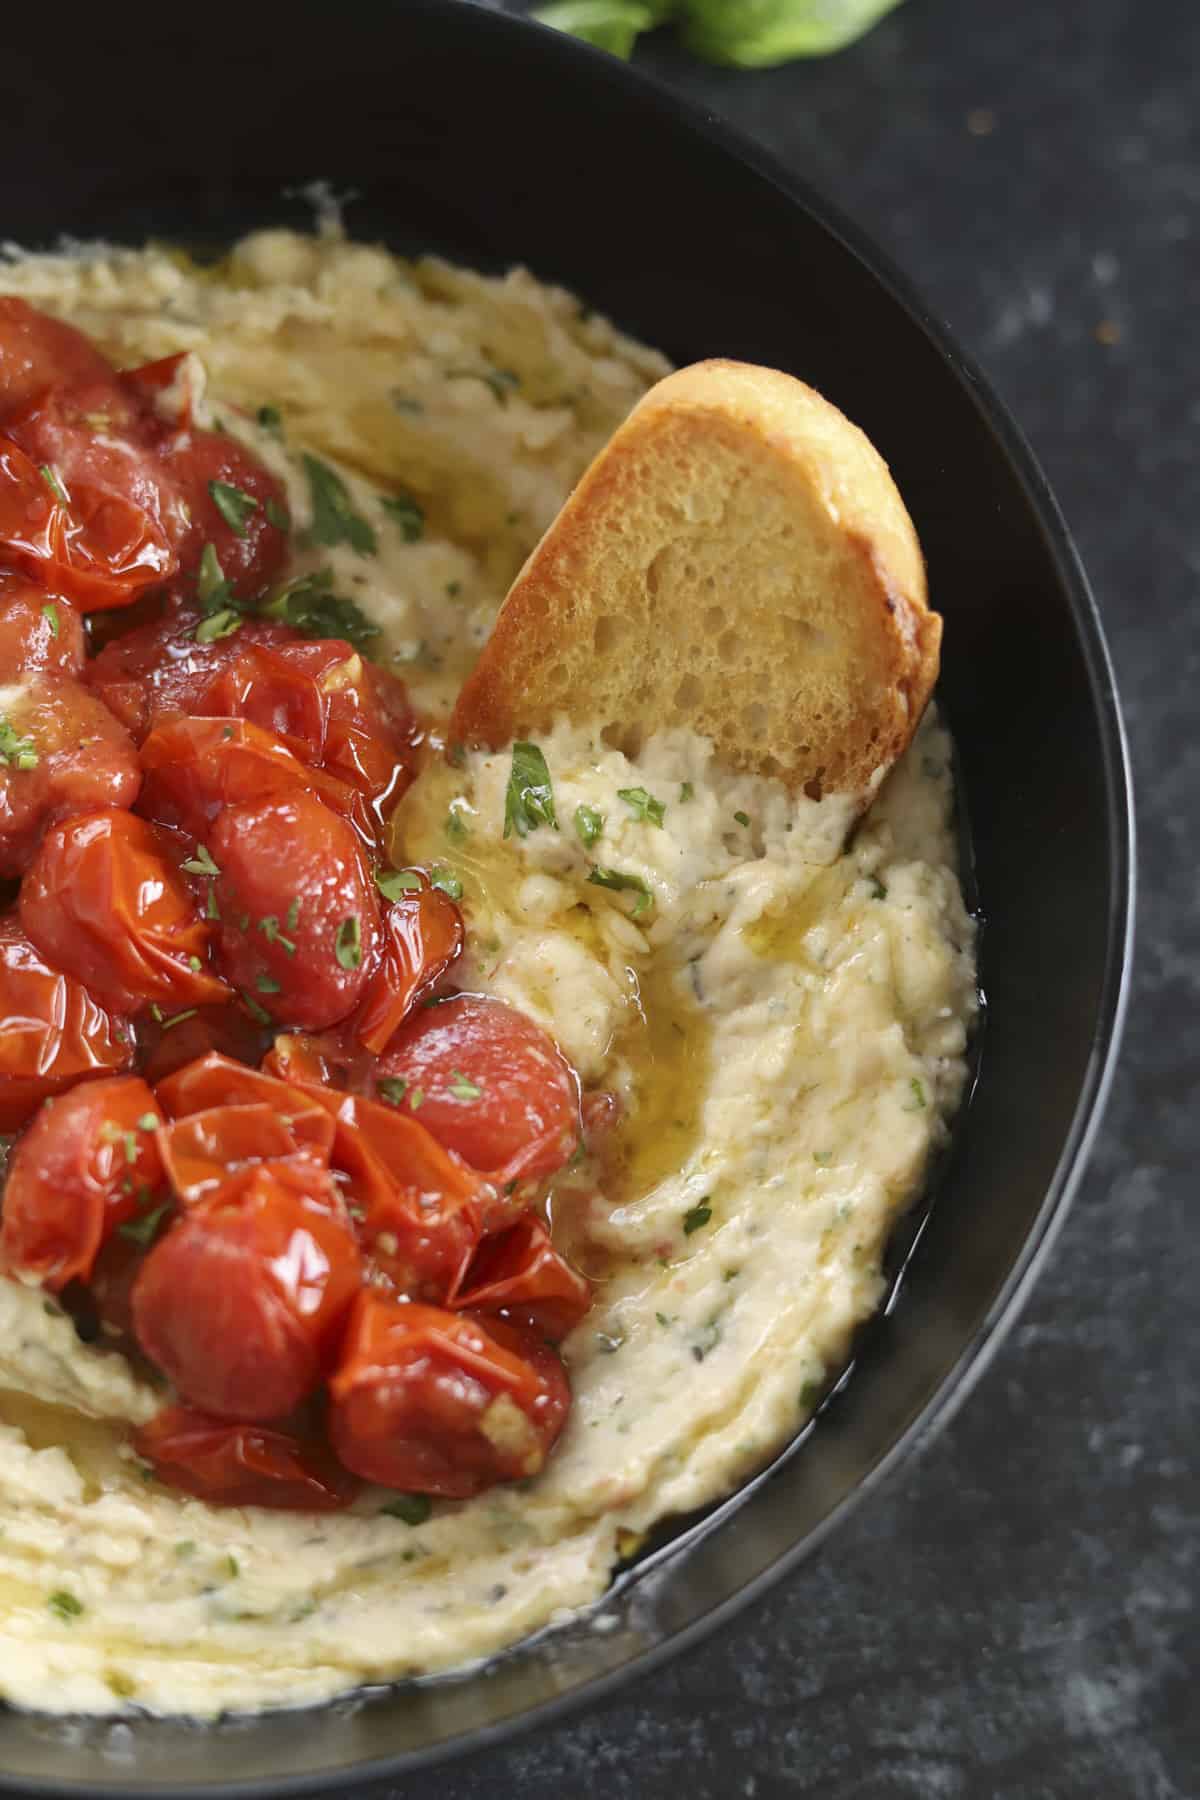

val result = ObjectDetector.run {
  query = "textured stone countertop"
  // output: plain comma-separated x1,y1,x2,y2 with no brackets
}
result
381,1,1197,1793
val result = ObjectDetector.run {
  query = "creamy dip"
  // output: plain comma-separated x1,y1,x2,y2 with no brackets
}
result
0,231,977,1716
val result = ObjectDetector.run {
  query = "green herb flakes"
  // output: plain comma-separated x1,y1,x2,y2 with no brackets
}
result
160,1009,198,1033
409,1087,425,1111
41,601,60,637
447,1070,482,1102
256,404,283,436
241,990,273,1026
39,463,70,505
682,1199,713,1235
194,608,243,645
208,480,259,538
224,1554,240,1579
118,1201,172,1250
813,1149,833,1166
256,973,282,995
574,803,604,849
504,741,558,839
733,810,751,828
182,845,220,877
264,498,290,532
679,780,694,803
445,365,521,406
587,865,653,916
301,454,377,555
430,866,463,901
867,874,887,900
0,718,38,771
377,1078,408,1107
48,1590,83,1621
137,1114,159,1133
262,567,380,653
382,491,425,542
380,1494,431,1525
376,867,423,901
335,915,362,971
286,897,301,931
618,786,666,827
905,1077,927,1111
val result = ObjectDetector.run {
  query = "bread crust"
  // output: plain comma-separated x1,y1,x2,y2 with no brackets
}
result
451,359,941,797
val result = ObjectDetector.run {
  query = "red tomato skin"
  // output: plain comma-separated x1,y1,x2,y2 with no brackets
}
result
0,298,116,421
131,1163,362,1421
0,1075,163,1289
452,1215,592,1343
156,427,289,599
20,807,229,1014
0,573,84,675
84,612,301,744
208,789,380,1031
136,1001,268,1087
355,876,465,1055
374,994,581,1186
296,1084,487,1302
0,434,176,611
157,1100,334,1205
0,914,132,1131
0,674,140,878
133,1405,359,1511
328,1294,570,1498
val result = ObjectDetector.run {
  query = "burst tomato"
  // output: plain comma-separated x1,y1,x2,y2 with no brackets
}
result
132,1160,362,1421
0,674,140,877
134,1405,359,1511
328,1295,570,1498
452,1215,591,1343
355,874,464,1055
0,915,132,1130
0,1075,163,1289
19,807,228,1014
0,573,84,676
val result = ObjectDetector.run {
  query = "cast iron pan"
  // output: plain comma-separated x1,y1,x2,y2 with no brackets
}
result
0,2,1133,1791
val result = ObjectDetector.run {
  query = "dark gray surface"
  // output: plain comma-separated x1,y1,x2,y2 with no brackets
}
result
375,2,1195,1794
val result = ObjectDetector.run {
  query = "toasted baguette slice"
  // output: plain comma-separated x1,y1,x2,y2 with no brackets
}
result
450,358,940,799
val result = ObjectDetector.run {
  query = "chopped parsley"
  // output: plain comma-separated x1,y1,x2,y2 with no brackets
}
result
194,608,243,645
188,955,203,972
866,874,888,900
574,803,604,849
445,365,521,406
0,718,38,771
655,1312,672,1327
594,1330,625,1354
137,1114,159,1132
429,866,463,901
264,498,290,532
261,567,379,652
48,1590,83,1621
813,1149,833,1166
208,480,259,538
159,1008,198,1033
381,492,425,542
241,990,273,1026
256,404,283,436
196,541,235,614
679,781,694,803
447,1070,482,1102
41,601,60,638
587,865,653,916
503,742,558,839
409,1087,425,1111
733,810,751,828
205,884,220,921
301,454,377,555
377,1078,408,1107
286,897,301,930
39,463,70,505
257,915,296,954
444,807,470,845
224,1554,239,1579
375,867,423,901
617,786,666,828
682,1199,713,1235
335,915,362,971
118,1201,172,1250
380,1494,431,1526
256,973,282,995
182,845,220,877
905,1077,927,1111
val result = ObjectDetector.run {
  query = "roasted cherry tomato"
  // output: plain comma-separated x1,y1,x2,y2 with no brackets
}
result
453,1216,591,1343
153,1048,311,1118
0,298,116,422
0,674,141,877
0,914,132,1130
0,1075,163,1289
137,1000,268,1087
133,1405,359,1511
84,1229,155,1344
355,874,464,1055
297,1084,486,1302
154,426,290,600
374,994,581,1186
132,1161,362,1421
328,1295,570,1498
0,573,84,676
0,434,176,610
209,788,380,1031
85,612,301,743
195,640,346,758
137,713,373,848
20,807,228,1014
157,1100,334,1205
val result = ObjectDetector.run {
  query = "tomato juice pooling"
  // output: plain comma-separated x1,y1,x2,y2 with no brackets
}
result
0,296,594,1510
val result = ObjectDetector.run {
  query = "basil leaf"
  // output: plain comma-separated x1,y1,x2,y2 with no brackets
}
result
503,741,558,839
618,786,666,828
375,867,423,901
429,866,463,901
301,454,377,555
262,568,380,653
208,480,259,538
